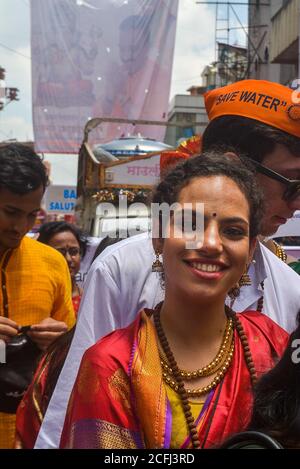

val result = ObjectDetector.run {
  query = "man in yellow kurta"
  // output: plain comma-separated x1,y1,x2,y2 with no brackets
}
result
0,143,75,448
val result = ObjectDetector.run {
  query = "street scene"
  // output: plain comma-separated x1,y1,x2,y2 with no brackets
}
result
0,0,300,457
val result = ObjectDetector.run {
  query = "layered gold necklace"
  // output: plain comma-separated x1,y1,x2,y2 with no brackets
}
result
159,317,235,397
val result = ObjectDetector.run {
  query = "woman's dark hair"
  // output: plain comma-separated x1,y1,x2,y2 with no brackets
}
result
152,151,264,239
38,222,88,259
248,313,300,448
202,116,300,163
41,327,76,416
90,235,122,264
0,143,48,194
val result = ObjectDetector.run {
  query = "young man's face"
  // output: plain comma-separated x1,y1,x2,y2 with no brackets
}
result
0,185,44,255
257,144,300,236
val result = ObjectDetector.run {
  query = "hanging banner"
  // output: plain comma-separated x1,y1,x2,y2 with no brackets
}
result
31,0,179,153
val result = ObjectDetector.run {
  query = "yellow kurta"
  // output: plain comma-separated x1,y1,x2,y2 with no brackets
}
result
0,236,75,448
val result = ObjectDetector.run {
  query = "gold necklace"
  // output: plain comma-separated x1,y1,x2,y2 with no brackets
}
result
153,306,201,449
162,338,234,397
153,304,258,449
272,240,287,263
159,317,234,380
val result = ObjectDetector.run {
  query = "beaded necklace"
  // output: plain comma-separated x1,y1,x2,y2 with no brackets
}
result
160,317,233,379
153,304,258,449
159,318,235,397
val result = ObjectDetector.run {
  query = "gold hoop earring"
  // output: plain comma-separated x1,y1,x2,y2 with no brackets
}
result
228,267,251,302
239,272,251,287
152,251,163,273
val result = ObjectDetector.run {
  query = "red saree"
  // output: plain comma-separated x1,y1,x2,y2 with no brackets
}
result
15,353,52,449
72,294,82,317
60,310,288,449
15,328,75,449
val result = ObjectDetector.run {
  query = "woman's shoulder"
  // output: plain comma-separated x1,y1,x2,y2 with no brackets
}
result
82,312,143,370
238,310,288,333
237,310,289,356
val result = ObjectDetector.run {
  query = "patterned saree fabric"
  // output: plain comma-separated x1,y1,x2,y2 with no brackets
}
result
15,354,51,449
60,309,288,449
15,330,75,450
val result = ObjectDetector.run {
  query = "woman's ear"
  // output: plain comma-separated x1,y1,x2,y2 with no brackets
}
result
152,217,163,253
248,237,257,262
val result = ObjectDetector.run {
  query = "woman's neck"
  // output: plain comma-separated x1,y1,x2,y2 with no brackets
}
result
71,279,80,297
158,292,228,369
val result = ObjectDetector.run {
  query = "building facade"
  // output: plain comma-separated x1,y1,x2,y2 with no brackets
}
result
248,0,299,84
165,93,208,148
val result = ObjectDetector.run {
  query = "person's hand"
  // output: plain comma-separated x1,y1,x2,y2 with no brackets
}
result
27,317,68,351
0,316,19,342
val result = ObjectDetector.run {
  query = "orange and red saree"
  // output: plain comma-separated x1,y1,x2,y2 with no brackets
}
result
60,310,288,449
15,328,75,449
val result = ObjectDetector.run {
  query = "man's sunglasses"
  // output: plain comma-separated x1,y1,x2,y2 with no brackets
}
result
249,159,300,202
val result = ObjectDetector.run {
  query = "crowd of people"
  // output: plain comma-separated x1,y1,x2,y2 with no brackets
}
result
0,78,300,450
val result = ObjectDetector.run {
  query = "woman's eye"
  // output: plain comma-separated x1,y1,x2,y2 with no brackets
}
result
224,227,246,237
182,221,197,233
172,212,201,236
183,215,197,232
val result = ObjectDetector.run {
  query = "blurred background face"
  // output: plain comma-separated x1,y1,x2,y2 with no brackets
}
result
0,186,43,255
258,145,300,236
119,25,150,74
161,175,252,304
47,230,81,280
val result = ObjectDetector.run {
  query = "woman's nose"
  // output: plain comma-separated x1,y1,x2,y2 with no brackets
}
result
198,223,223,253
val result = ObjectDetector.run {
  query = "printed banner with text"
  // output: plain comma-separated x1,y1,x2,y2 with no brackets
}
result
31,0,179,153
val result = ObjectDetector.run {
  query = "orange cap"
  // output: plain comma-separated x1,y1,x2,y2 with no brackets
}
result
160,135,202,175
205,80,300,138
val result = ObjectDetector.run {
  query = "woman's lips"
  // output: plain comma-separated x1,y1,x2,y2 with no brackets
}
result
184,260,227,280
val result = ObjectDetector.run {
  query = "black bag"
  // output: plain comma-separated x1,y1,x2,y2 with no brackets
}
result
0,333,41,414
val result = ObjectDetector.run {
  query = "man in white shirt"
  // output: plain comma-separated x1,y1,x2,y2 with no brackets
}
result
36,79,300,448
76,236,102,288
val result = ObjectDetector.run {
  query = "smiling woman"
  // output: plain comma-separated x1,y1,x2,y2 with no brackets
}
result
60,151,289,449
